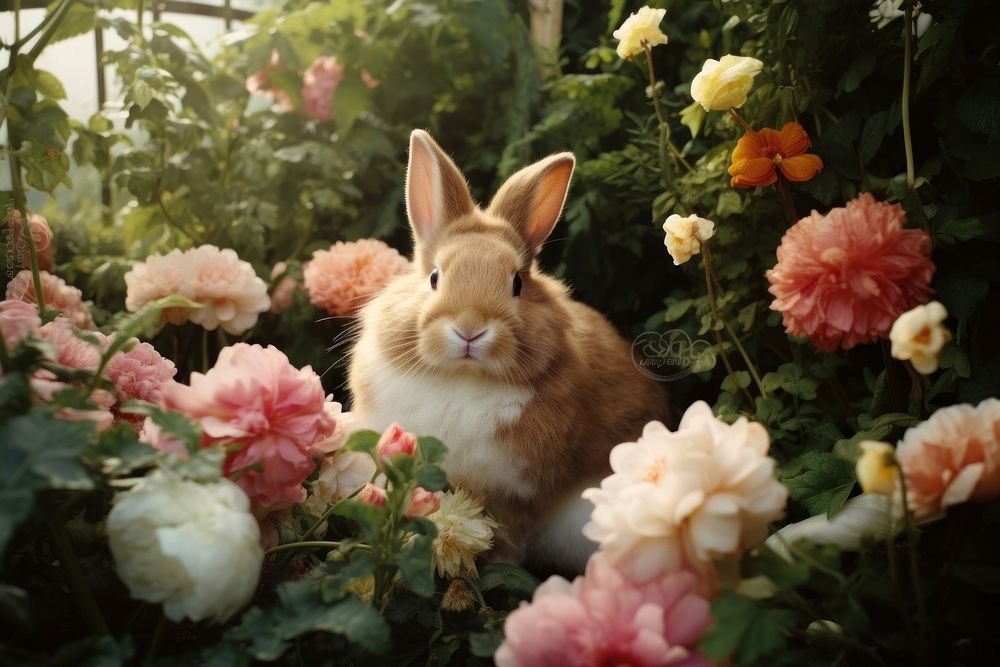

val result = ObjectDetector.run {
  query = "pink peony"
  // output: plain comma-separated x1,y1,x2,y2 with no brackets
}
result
269,262,299,314
377,422,417,461
161,343,338,513
4,210,54,271
125,245,271,335
303,239,410,316
7,270,94,330
301,56,345,122
495,554,712,667
766,193,934,351
0,299,40,351
39,318,106,370
104,340,177,406
246,50,294,111
897,399,1000,521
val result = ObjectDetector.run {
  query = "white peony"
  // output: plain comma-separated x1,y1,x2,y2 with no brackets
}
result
889,301,951,374
582,401,787,590
663,214,715,265
765,493,898,562
106,472,264,623
612,6,668,60
690,55,764,112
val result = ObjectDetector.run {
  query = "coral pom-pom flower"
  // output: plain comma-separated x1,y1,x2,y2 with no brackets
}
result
728,122,823,188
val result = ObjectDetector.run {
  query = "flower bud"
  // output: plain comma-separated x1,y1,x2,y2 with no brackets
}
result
376,422,417,461
358,483,387,507
856,441,900,496
406,487,441,518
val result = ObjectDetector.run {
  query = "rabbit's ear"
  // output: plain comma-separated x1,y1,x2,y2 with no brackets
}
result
487,153,575,253
405,130,474,244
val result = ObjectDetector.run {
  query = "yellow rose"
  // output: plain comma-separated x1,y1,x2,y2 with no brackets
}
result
612,6,668,60
690,55,764,111
889,301,951,374
856,441,900,496
663,214,715,265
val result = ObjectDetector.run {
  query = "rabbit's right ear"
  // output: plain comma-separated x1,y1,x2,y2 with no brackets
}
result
405,130,474,245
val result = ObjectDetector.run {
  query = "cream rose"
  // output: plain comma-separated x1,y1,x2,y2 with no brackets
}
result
612,6,668,60
663,214,715,265
889,301,951,374
106,472,264,623
690,55,764,111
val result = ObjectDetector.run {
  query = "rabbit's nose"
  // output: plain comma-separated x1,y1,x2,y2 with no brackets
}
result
451,326,488,343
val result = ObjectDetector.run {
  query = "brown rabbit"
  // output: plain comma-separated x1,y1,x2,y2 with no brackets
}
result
349,130,667,572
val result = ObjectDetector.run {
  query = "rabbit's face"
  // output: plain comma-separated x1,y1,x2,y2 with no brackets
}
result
414,227,526,378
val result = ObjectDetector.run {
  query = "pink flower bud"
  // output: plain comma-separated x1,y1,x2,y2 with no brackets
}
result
376,423,417,461
406,487,441,518
358,483,387,507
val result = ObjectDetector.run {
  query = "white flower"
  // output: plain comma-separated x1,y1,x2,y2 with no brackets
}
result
765,493,898,562
106,472,264,623
890,301,951,374
612,6,668,60
856,441,901,495
427,489,498,578
869,1,933,38
663,214,715,265
690,55,764,112
582,401,787,589
313,449,377,503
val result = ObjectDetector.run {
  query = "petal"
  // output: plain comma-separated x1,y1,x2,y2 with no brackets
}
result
776,122,811,156
730,157,777,188
731,131,765,162
779,154,823,181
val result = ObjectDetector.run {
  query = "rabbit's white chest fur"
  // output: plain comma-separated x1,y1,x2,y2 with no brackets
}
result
353,351,536,499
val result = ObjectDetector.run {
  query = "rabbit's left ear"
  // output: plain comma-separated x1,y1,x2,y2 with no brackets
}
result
487,153,575,253
405,130,475,245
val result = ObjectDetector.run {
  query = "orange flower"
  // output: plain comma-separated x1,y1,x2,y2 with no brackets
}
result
728,122,823,188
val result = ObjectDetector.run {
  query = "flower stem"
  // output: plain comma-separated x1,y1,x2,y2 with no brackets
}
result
776,174,799,225
728,107,755,133
899,468,931,665
47,517,109,636
264,540,357,556
143,611,168,667
703,244,768,400
902,3,916,189
642,43,693,174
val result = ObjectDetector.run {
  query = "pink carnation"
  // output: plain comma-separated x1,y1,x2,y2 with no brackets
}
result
246,50,294,111
301,56,345,123
4,210,54,271
162,343,338,513
495,554,712,667
125,245,271,335
0,299,40,351
7,270,94,330
303,239,410,316
105,340,177,406
897,399,1000,521
766,193,934,351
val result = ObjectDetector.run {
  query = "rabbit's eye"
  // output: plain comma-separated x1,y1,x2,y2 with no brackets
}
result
430,268,439,290
512,272,523,297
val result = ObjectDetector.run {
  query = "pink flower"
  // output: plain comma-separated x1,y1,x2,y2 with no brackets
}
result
0,299,40,351
766,193,934,351
4,210,53,271
7,270,94,330
495,554,712,667
303,239,410,316
269,262,298,314
246,50,294,111
105,340,177,406
897,399,1000,521
360,69,380,89
140,416,191,458
39,318,106,370
407,487,441,517
377,422,417,461
358,483,387,507
301,56,345,122
162,343,339,513
125,246,271,335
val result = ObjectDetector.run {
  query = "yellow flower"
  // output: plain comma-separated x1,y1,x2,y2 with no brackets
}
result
662,214,715,265
612,6,668,60
690,55,764,111
427,488,498,578
856,441,900,496
889,301,951,374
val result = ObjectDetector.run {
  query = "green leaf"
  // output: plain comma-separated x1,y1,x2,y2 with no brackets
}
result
0,489,35,559
103,294,202,352
130,80,153,110
699,593,796,663
320,551,376,603
330,498,387,543
933,216,987,245
159,446,224,484
344,429,379,459
33,69,67,100
680,100,707,138
0,411,94,491
469,629,505,658
48,1,98,45
120,403,203,453
416,435,447,465
858,100,902,165
333,70,370,135
782,451,855,517
414,464,448,492
82,424,158,475
397,534,435,598
477,561,540,595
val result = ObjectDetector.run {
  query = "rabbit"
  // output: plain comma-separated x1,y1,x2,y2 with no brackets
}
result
349,130,668,573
